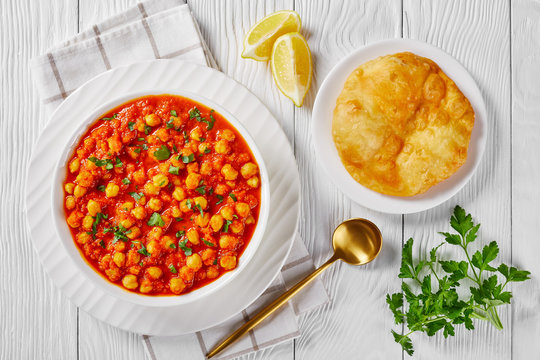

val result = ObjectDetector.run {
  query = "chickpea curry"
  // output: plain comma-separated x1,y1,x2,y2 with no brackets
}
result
63,95,261,296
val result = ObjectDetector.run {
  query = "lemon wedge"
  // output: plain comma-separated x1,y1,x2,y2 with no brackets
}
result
271,32,312,107
242,10,301,61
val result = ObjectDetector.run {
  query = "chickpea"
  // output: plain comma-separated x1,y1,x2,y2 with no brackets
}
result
121,202,134,211
76,232,91,244
220,255,237,270
170,115,182,128
194,213,210,227
146,240,160,256
147,198,163,211
105,267,121,281
154,127,170,142
170,278,186,294
201,248,217,266
105,183,120,198
226,181,236,189
172,187,186,201
132,169,146,184
73,185,87,198
179,266,195,282
186,228,200,245
115,241,127,252
107,136,122,154
220,206,234,221
64,183,75,194
235,202,250,218
140,280,153,294
179,199,192,213
190,127,203,141
131,206,146,220
221,164,238,180
67,211,82,228
122,274,138,290
245,215,255,225
230,220,244,234
186,253,203,271
200,161,212,175
118,218,133,229
185,173,201,189
152,174,169,188
147,227,163,242
219,129,235,142
241,162,258,179
82,215,94,230
147,266,163,280
87,199,101,216
207,267,219,279
198,143,209,154
75,171,94,187
113,252,126,268
162,235,175,250
171,207,181,218
214,139,231,154
69,158,80,173
219,234,239,250
214,184,228,195
145,113,161,127
186,162,199,174
210,214,224,232
144,182,160,196
126,227,141,239
127,250,141,267
193,196,208,210
247,176,259,188
65,196,76,210
128,265,141,275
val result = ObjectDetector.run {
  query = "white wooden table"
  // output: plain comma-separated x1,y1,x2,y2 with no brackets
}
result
2,0,539,359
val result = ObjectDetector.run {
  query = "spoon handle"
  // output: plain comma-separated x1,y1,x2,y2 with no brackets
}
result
207,254,339,358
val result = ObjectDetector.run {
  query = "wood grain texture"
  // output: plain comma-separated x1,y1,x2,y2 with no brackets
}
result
404,0,513,358
511,1,540,359
292,1,404,359
0,0,79,359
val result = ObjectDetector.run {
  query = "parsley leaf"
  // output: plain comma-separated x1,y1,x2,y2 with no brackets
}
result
168,165,180,175
195,185,206,195
122,177,131,185
137,243,151,257
216,194,224,205
147,212,165,227
194,203,204,217
223,219,232,233
178,239,192,256
128,121,135,131
97,185,106,192
90,212,108,239
101,113,118,121
387,206,530,356
153,145,171,161
203,239,215,247
129,192,144,202
169,264,177,273
170,110,177,117
181,153,195,164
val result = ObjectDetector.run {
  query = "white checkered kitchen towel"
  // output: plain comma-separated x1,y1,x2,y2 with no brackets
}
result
30,1,329,359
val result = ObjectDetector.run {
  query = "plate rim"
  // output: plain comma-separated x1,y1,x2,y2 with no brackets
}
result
311,38,488,214
25,59,301,335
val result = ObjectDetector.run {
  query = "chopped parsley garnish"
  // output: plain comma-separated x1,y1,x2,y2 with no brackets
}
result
128,121,135,131
194,204,204,217
115,157,123,167
202,111,216,130
104,224,131,243
144,124,152,135
122,177,131,185
223,219,232,233
137,243,151,257
166,119,175,129
99,240,106,248
204,147,211,154
88,156,114,170
170,110,177,117
90,212,108,239
216,194,224,205
153,145,171,161
175,230,185,238
178,239,192,256
97,185,106,192
203,239,215,247
101,113,118,121
213,259,218,265
173,144,178,153
147,212,165,227
229,193,237,202
183,131,189,143
133,148,141,154
138,137,146,142
181,153,195,163
169,264,178,273
129,192,144,201
175,217,183,222
189,107,202,121
168,165,180,175
186,199,192,210
195,185,206,195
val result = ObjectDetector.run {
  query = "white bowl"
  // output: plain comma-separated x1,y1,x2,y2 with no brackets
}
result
52,89,270,307
312,39,487,214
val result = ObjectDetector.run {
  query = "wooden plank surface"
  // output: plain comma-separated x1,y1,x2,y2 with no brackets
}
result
1,0,539,359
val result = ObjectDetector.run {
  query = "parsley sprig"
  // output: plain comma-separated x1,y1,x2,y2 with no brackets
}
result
387,206,530,356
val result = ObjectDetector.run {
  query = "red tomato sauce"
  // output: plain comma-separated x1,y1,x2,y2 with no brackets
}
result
62,95,261,296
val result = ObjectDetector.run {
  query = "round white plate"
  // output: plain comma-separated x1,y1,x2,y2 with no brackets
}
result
312,38,487,214
25,60,300,336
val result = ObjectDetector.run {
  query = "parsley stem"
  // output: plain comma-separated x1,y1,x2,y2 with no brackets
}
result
461,244,481,285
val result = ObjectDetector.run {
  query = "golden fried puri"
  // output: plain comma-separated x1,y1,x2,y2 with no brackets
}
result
332,52,475,196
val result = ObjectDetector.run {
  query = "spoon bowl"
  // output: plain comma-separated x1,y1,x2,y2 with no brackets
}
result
332,218,383,265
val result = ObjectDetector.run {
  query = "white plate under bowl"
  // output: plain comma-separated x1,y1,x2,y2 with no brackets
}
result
312,38,487,214
25,60,300,335
51,89,270,308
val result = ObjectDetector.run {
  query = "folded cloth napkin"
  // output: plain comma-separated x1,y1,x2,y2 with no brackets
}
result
30,1,329,359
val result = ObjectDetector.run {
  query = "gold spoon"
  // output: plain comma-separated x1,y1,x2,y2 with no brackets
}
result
207,218,383,358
